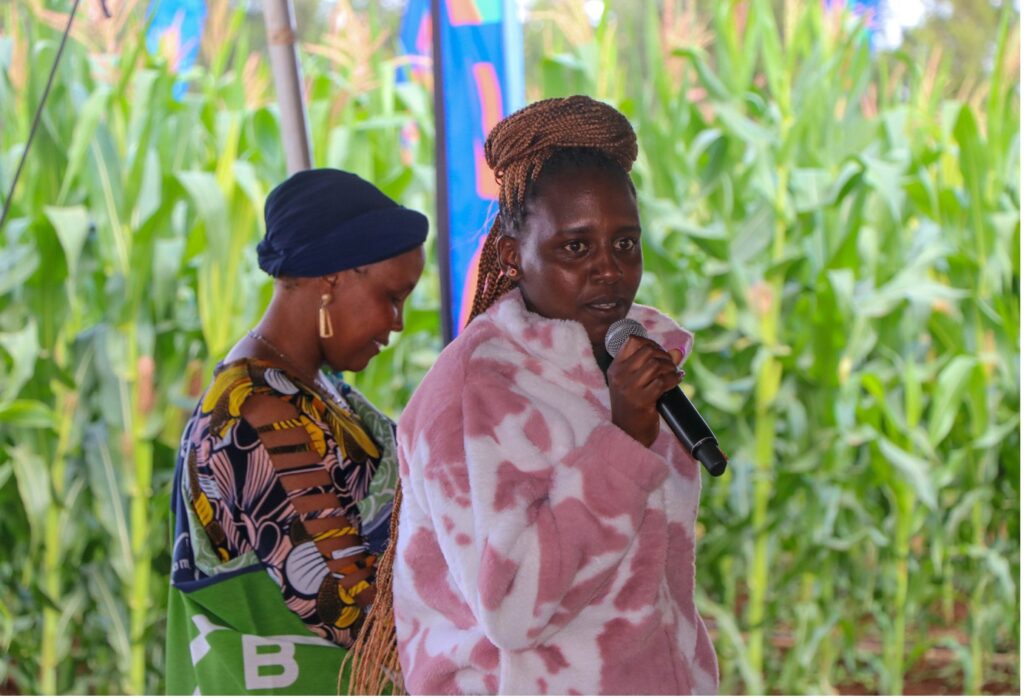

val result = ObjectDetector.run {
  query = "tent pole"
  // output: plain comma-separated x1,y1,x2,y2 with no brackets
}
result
262,0,312,173
430,0,453,344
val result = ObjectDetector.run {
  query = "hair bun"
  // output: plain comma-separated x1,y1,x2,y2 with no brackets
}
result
483,95,637,214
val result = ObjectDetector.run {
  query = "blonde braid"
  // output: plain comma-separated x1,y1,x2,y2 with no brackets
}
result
467,218,511,322
341,486,405,695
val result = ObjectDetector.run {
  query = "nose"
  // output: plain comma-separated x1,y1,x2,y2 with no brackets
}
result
391,303,405,333
590,244,623,284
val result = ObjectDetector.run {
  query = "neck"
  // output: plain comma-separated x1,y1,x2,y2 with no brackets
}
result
249,291,325,386
592,344,612,376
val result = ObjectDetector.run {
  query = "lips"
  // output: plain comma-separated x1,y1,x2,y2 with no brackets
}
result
584,296,626,314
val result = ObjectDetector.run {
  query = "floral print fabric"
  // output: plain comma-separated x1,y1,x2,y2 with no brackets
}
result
170,358,395,646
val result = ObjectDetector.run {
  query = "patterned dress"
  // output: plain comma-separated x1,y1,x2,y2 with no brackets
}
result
170,358,398,647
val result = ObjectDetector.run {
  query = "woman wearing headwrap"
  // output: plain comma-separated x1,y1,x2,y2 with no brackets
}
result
166,169,427,695
349,96,719,695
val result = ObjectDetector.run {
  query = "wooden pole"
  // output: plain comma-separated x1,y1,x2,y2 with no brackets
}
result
262,0,312,173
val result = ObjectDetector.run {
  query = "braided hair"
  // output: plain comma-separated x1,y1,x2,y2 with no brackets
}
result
343,96,638,695
469,95,639,320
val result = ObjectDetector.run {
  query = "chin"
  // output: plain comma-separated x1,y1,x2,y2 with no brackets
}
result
326,355,368,375
347,358,371,373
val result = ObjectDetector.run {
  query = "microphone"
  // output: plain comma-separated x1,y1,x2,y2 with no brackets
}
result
605,318,728,477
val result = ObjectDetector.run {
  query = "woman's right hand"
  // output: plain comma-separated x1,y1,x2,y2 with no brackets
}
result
607,336,683,447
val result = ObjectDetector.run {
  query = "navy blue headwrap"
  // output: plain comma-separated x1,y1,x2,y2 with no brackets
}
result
257,168,428,277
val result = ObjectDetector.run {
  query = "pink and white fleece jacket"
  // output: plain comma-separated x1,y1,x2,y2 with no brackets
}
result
394,290,719,695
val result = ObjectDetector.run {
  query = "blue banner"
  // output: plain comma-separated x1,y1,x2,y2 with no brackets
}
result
146,0,206,99
831,0,882,47
400,0,524,340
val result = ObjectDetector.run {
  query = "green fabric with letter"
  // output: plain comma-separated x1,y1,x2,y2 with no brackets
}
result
166,567,349,694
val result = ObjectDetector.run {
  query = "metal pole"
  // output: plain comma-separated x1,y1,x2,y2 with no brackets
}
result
431,0,453,344
262,0,312,173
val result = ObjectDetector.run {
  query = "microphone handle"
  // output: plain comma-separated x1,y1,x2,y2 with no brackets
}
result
656,388,728,477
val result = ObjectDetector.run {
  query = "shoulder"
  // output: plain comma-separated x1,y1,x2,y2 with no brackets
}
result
421,311,514,389
204,358,309,404
196,358,314,436
399,308,518,432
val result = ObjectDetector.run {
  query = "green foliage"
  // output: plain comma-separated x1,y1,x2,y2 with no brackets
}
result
0,0,1018,695
0,2,438,693
533,0,1019,693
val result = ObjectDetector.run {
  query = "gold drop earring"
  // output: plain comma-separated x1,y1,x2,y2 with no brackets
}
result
319,293,334,338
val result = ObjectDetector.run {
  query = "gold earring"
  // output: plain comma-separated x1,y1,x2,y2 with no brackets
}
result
506,267,518,279
319,293,334,338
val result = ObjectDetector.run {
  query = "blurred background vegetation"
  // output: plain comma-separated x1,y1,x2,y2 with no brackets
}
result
0,0,1019,694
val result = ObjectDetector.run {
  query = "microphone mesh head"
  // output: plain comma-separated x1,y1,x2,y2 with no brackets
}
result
604,318,647,358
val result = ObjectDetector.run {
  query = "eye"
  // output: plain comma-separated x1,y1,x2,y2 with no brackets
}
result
388,291,407,309
563,240,587,254
615,237,639,252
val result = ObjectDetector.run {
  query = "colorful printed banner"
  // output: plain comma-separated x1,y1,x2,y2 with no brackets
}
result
400,0,524,341
145,0,207,99
829,0,882,45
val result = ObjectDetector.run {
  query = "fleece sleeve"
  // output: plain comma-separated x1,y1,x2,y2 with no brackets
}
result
400,367,670,652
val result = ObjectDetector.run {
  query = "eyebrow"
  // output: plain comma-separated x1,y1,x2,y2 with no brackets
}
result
550,224,642,237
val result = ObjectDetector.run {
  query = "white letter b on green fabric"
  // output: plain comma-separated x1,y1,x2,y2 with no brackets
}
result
242,635,299,690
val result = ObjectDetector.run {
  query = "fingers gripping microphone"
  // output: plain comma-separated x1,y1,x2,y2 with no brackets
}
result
605,319,728,477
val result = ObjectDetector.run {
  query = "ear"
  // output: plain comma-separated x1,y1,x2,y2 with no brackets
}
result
318,274,340,295
496,234,520,273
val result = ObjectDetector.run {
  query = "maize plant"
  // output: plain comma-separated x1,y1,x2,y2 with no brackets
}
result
535,0,1018,693
0,0,1017,694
